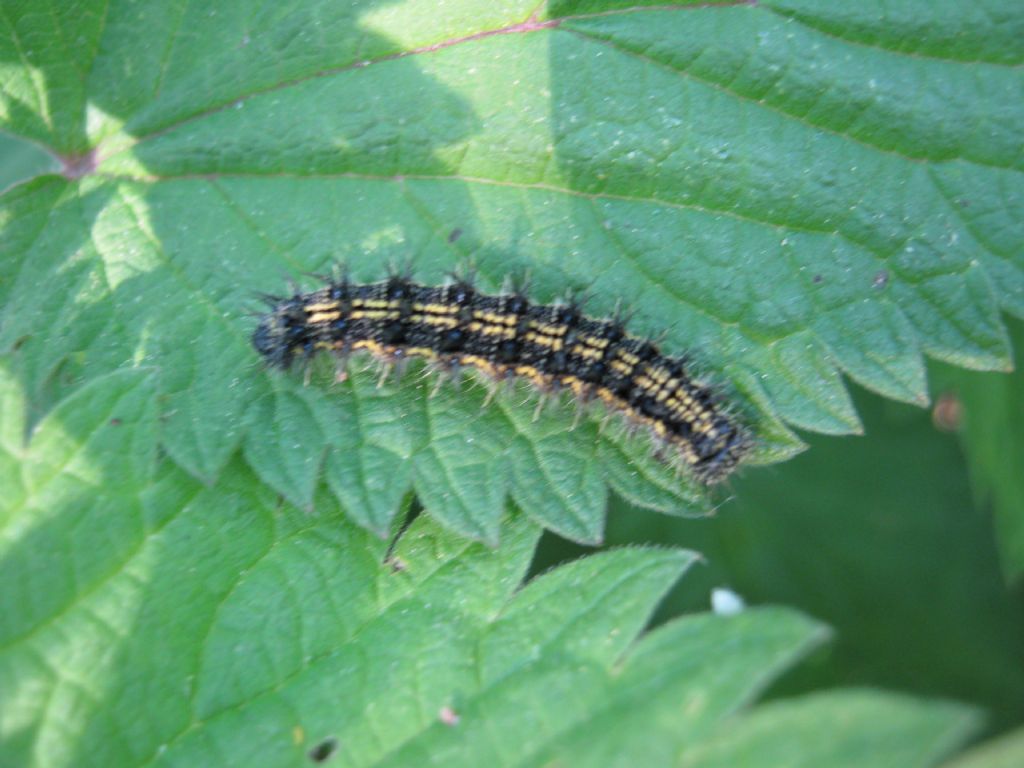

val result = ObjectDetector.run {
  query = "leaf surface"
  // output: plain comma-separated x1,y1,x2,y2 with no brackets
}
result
0,366,980,767
1,0,1021,538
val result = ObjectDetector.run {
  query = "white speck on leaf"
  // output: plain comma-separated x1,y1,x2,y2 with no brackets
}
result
712,588,745,616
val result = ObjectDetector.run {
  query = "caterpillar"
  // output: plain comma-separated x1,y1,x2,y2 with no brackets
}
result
252,273,750,484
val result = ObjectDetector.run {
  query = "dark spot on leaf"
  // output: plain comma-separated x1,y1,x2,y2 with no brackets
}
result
308,737,338,763
872,270,889,289
812,274,824,284
109,418,122,426
448,227,463,243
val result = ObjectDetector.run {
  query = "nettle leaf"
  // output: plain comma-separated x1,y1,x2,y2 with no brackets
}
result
0,367,979,767
946,728,1024,768
1,1,1021,541
673,690,978,768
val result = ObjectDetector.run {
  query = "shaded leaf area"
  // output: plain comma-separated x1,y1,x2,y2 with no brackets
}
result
1,0,1022,541
0,132,59,193
0,368,980,767
932,317,1024,584
542,384,1024,735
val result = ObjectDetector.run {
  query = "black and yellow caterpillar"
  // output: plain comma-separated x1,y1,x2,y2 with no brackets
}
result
253,275,750,483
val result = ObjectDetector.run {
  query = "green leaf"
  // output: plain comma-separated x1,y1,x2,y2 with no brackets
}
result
0,366,156,640
0,132,60,193
677,690,979,768
946,728,1024,768
2,4,1017,765
0,367,981,766
2,1,1021,541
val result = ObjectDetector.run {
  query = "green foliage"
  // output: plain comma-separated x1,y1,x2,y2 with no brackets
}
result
946,728,1024,768
1,1,1022,765
0,367,980,765
3,0,1022,540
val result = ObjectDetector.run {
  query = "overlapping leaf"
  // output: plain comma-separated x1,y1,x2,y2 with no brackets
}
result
0,367,979,766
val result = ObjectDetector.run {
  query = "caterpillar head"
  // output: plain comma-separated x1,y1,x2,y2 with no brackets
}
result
252,299,309,369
